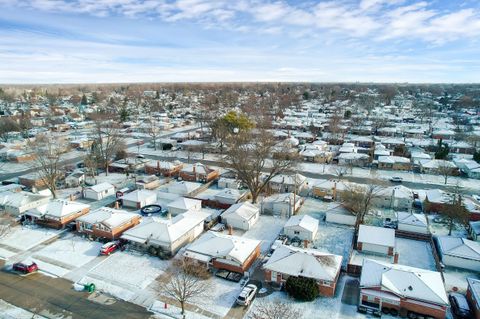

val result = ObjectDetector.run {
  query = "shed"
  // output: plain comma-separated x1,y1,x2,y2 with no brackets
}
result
221,202,260,231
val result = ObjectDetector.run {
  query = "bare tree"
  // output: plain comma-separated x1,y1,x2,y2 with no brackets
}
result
440,184,469,235
158,258,212,319
249,299,303,319
0,223,12,239
90,117,124,176
342,183,383,230
27,135,67,198
436,161,457,185
0,117,19,142
225,130,298,204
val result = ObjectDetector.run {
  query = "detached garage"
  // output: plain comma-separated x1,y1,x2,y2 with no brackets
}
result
122,190,157,209
437,236,480,271
221,201,259,231
357,225,395,256
397,211,429,234
283,214,319,241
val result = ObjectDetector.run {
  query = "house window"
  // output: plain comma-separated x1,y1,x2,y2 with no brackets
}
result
294,231,300,235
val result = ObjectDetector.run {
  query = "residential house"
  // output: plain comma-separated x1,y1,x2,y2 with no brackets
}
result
373,185,414,211
436,236,480,271
167,181,203,196
419,159,458,175
0,191,51,216
144,160,183,177
121,210,209,255
423,189,452,213
378,156,411,170
179,163,219,183
65,170,85,188
76,207,141,240
269,174,307,193
221,201,260,231
83,182,115,200
283,214,319,241
121,190,157,209
469,221,480,241
263,245,342,297
183,232,261,273
167,197,202,216
135,175,161,190
261,193,304,217
214,188,246,205
18,173,46,190
358,259,449,319
217,177,241,189
25,199,90,229
397,212,429,234
338,152,370,167
357,225,395,256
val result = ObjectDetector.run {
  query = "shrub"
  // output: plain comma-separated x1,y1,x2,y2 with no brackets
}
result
285,276,319,301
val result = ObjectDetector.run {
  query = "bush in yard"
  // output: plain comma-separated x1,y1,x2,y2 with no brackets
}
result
147,246,157,256
285,276,319,301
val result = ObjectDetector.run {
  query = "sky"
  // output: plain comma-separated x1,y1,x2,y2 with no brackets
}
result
0,0,479,83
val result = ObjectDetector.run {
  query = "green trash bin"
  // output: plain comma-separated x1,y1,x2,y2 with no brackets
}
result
84,283,96,293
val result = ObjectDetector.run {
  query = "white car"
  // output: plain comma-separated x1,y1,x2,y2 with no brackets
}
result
390,176,403,183
236,284,257,306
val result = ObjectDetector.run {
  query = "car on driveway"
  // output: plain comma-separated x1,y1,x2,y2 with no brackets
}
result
100,241,121,256
236,284,258,306
13,261,38,274
390,176,403,183
449,293,472,319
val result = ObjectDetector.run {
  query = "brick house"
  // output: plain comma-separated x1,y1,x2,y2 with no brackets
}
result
358,259,449,318
179,163,219,183
144,160,183,177
263,245,342,297
378,156,411,171
76,207,141,240
18,173,46,189
183,232,261,273
25,199,90,229
467,278,480,319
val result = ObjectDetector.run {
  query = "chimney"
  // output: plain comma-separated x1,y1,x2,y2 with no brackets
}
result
393,252,399,264
228,225,233,235
69,194,74,201
167,212,171,220
303,239,309,248
157,161,160,171
114,201,120,209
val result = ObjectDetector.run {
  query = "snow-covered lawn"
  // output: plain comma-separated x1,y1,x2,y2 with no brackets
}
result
314,223,354,268
242,215,286,254
31,234,102,277
88,173,131,188
0,225,62,259
150,301,211,319
428,215,468,237
297,198,341,220
443,267,480,293
247,274,397,319
0,299,47,319
396,238,436,271
76,251,170,302
189,276,243,318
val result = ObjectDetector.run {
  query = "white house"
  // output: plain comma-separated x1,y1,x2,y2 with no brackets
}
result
217,177,241,189
0,191,51,216
121,210,209,254
167,197,202,216
83,182,115,200
437,236,480,271
65,171,85,187
167,181,202,196
283,214,319,241
262,193,303,217
357,225,395,256
122,190,157,209
221,202,260,231
397,211,429,234
269,174,307,193
25,199,90,228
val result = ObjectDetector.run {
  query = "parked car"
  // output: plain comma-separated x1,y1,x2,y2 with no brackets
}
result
383,218,398,229
449,293,473,319
210,223,226,232
236,284,258,306
100,241,121,256
13,261,38,274
390,176,403,183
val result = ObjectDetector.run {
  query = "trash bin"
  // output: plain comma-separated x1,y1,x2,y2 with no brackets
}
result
84,283,96,293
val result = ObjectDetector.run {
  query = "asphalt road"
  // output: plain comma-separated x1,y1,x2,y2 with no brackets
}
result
0,269,155,319
141,153,479,195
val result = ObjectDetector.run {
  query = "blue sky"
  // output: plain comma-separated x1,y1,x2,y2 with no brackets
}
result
0,0,479,83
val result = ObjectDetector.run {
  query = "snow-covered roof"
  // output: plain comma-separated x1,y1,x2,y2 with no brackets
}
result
184,231,261,265
378,156,410,164
121,210,209,245
467,278,480,302
168,181,202,195
263,192,303,204
264,245,342,282
358,225,395,247
396,212,428,228
270,174,307,186
284,214,319,233
122,189,157,202
0,191,50,208
214,188,245,201
88,182,114,193
222,202,259,221
437,236,480,261
76,207,138,228
425,189,451,204
360,259,448,306
167,197,201,211
27,199,89,219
